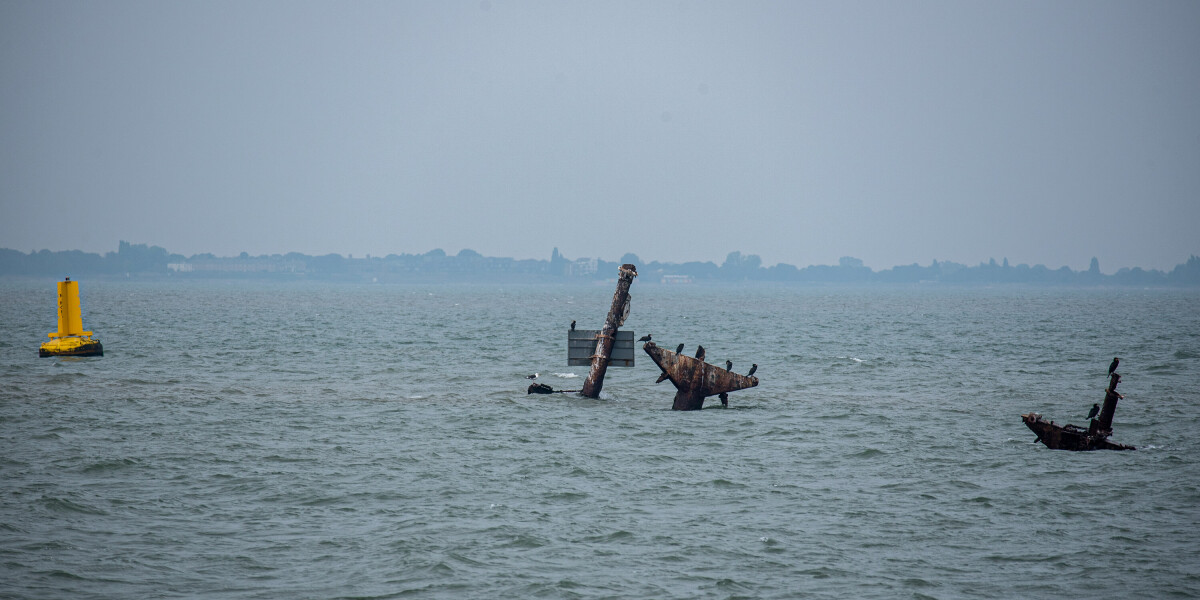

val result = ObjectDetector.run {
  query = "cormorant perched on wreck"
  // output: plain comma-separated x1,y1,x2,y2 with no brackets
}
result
675,343,684,354
725,360,732,371
695,346,705,361
1109,357,1120,376
747,363,757,376
638,334,652,342
570,320,576,331
1087,403,1100,420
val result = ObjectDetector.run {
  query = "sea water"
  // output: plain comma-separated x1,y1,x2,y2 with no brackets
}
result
1,280,1198,599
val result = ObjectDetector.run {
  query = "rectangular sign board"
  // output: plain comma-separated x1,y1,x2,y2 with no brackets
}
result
568,330,635,367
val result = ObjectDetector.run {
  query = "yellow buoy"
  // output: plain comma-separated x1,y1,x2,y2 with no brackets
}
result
39,277,103,357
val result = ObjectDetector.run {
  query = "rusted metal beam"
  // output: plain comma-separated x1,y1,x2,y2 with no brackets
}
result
1096,373,1122,432
642,342,758,410
580,264,637,398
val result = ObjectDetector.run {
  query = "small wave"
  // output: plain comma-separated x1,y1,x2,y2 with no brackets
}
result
300,495,344,506
44,569,87,581
498,534,548,549
426,561,455,576
264,454,313,464
850,448,885,458
714,578,754,592
552,372,579,378
710,478,748,489
581,530,634,543
544,491,588,501
796,566,850,579
948,480,983,490
43,373,88,384
903,578,939,588
116,378,157,386
39,496,108,516
835,356,865,363
983,552,1061,563
82,458,140,473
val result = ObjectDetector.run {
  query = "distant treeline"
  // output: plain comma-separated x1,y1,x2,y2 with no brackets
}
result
2,241,1199,286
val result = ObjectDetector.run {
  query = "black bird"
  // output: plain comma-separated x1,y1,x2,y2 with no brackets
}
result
1087,403,1100,420
525,373,539,380
695,345,705,361
725,360,733,371
675,343,684,354
638,334,652,342
747,363,758,376
570,320,576,331
1108,357,1120,376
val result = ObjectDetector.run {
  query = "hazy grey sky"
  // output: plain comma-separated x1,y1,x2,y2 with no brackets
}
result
2,1,1198,271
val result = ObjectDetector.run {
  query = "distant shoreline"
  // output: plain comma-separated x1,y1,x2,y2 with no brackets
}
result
2,243,1198,287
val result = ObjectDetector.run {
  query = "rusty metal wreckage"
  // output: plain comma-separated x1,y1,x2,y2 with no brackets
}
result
527,263,759,410
1022,370,1134,451
529,264,1136,444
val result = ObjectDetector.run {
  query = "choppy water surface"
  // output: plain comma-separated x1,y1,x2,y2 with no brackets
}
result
2,280,1198,599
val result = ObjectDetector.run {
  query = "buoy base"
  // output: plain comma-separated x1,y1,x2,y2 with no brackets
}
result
39,337,103,358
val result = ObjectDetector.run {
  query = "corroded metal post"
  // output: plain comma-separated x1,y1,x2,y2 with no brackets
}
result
580,264,637,398
643,342,758,410
1096,374,1122,432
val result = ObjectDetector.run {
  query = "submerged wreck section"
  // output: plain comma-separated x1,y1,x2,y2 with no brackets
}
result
643,342,758,410
1021,413,1134,451
1022,371,1134,451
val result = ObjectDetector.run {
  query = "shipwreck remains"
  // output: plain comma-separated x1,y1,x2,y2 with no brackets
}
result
579,263,638,399
1022,371,1134,451
643,342,759,410
528,383,578,395
552,262,759,409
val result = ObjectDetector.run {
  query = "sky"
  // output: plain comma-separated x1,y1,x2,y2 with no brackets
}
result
2,1,1198,272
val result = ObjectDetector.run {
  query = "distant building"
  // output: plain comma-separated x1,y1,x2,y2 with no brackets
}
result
569,258,598,277
181,258,306,273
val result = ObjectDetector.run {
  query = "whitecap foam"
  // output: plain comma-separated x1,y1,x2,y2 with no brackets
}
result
553,372,579,378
